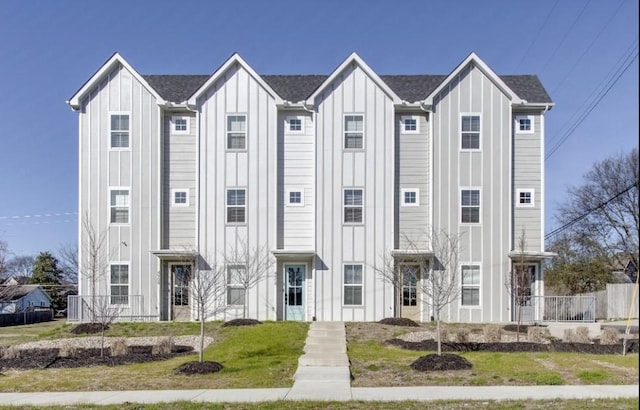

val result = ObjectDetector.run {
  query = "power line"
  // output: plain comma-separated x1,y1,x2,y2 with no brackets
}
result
514,0,560,72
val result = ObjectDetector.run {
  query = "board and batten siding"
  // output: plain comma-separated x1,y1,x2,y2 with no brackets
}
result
79,63,161,319
314,64,395,322
197,64,278,321
512,113,543,251
396,113,430,249
431,64,512,323
162,113,197,249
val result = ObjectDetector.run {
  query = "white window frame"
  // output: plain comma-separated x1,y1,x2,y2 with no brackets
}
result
109,187,130,225
461,264,481,307
460,188,481,224
516,188,535,208
226,264,246,306
344,114,364,149
109,263,129,305
460,113,481,151
226,114,247,150
286,116,304,133
401,188,420,207
109,111,130,150
286,188,304,207
343,264,364,306
171,189,189,207
401,115,420,134
515,115,534,134
343,188,364,224
226,188,246,224
172,115,190,134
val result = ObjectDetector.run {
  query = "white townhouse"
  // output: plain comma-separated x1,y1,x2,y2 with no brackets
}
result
67,52,554,323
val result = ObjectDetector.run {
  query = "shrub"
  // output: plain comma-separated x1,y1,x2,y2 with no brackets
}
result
600,327,620,345
454,327,470,343
1,346,21,359
574,326,591,343
527,326,548,343
563,329,576,343
152,336,174,355
58,342,79,357
483,324,502,343
438,325,449,342
110,338,128,356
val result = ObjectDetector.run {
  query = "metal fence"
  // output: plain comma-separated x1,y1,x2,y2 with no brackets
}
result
67,295,146,322
536,295,596,322
0,309,54,327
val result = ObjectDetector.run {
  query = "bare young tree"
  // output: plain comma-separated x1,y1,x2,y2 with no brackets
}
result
223,240,274,319
57,243,78,284
371,251,404,318
5,255,35,279
0,239,11,281
504,229,529,343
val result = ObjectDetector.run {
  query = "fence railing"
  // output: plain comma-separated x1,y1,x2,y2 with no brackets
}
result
536,295,596,322
0,309,54,327
67,295,146,322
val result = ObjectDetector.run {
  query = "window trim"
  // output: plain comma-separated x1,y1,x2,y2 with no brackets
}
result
343,188,364,224
171,189,189,207
401,188,420,207
286,116,304,134
226,264,246,306
109,111,131,150
171,115,190,134
400,115,420,134
226,188,246,224
460,113,481,151
460,188,481,225
109,263,130,306
286,188,305,207
516,188,535,208
460,264,481,307
344,114,364,150
343,263,364,306
109,187,130,225
226,114,247,151
515,115,534,134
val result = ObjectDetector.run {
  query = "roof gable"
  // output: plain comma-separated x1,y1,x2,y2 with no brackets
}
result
0,285,50,302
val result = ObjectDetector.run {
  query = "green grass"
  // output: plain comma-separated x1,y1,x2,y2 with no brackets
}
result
0,319,73,346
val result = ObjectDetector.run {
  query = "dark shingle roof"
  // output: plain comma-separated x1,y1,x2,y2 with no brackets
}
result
142,73,552,104
0,285,44,302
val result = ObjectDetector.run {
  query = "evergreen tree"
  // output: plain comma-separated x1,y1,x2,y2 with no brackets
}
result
30,252,63,285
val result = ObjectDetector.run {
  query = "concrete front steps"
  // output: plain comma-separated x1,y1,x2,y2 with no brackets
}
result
287,321,351,400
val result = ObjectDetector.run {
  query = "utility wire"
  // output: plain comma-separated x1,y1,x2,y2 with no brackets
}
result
545,180,639,240
514,0,560,72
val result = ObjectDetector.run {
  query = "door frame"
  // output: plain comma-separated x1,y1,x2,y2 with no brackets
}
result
168,262,192,321
398,262,422,321
283,263,307,321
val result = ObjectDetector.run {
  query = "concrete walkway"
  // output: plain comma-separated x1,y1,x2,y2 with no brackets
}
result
0,321,637,406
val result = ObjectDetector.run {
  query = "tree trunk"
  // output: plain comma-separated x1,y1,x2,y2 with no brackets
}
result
199,312,205,363
100,325,105,357
435,311,442,356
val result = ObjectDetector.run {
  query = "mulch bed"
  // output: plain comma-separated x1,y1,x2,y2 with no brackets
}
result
378,317,419,327
222,318,262,327
174,360,223,375
0,345,193,371
410,353,473,371
386,338,639,355
69,323,107,334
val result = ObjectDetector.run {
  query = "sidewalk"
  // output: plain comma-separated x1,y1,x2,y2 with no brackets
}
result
0,321,637,406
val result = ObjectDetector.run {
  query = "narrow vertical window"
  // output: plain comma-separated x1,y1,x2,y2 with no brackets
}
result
110,113,130,148
110,264,129,305
227,115,246,149
461,189,480,223
344,115,364,149
461,265,480,306
344,189,363,223
227,188,246,223
110,189,130,224
343,264,363,305
461,115,480,149
227,265,246,305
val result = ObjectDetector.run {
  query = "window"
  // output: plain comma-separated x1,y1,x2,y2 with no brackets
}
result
172,264,190,306
402,265,418,307
110,264,129,305
287,117,303,133
461,115,480,150
515,115,534,134
401,188,419,206
344,189,363,223
171,189,189,207
461,189,480,223
286,188,304,206
227,188,246,223
110,113,130,149
110,189,130,224
227,265,246,305
343,264,363,305
344,115,364,149
461,265,480,306
172,116,190,134
401,116,419,134
227,115,246,149
516,189,535,208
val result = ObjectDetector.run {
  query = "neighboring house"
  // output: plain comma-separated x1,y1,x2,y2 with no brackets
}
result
611,253,638,284
67,52,554,323
0,285,52,314
2,276,31,286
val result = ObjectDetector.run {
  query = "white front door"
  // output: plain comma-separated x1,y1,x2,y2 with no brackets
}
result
284,264,305,321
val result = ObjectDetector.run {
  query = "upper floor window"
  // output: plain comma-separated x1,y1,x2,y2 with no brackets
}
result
344,115,364,149
461,115,480,150
172,116,190,134
344,189,363,223
227,115,246,150
461,264,480,306
515,115,534,134
110,188,130,224
171,189,189,207
227,188,246,223
343,264,363,306
401,188,419,206
110,264,129,305
286,188,304,206
110,113,130,149
461,189,480,224
516,189,535,208
401,116,419,134
287,117,303,133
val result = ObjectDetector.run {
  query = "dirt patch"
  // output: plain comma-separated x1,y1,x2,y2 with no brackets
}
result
410,353,472,371
174,360,223,375
378,317,419,327
221,319,262,327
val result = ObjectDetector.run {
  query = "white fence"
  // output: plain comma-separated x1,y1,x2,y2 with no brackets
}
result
575,284,639,320
535,295,596,322
67,295,148,322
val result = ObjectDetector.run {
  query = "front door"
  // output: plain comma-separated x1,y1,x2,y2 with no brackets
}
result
285,264,305,321
171,264,191,321
401,265,420,320
514,264,536,322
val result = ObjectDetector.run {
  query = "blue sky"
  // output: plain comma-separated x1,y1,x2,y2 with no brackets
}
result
0,0,637,257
